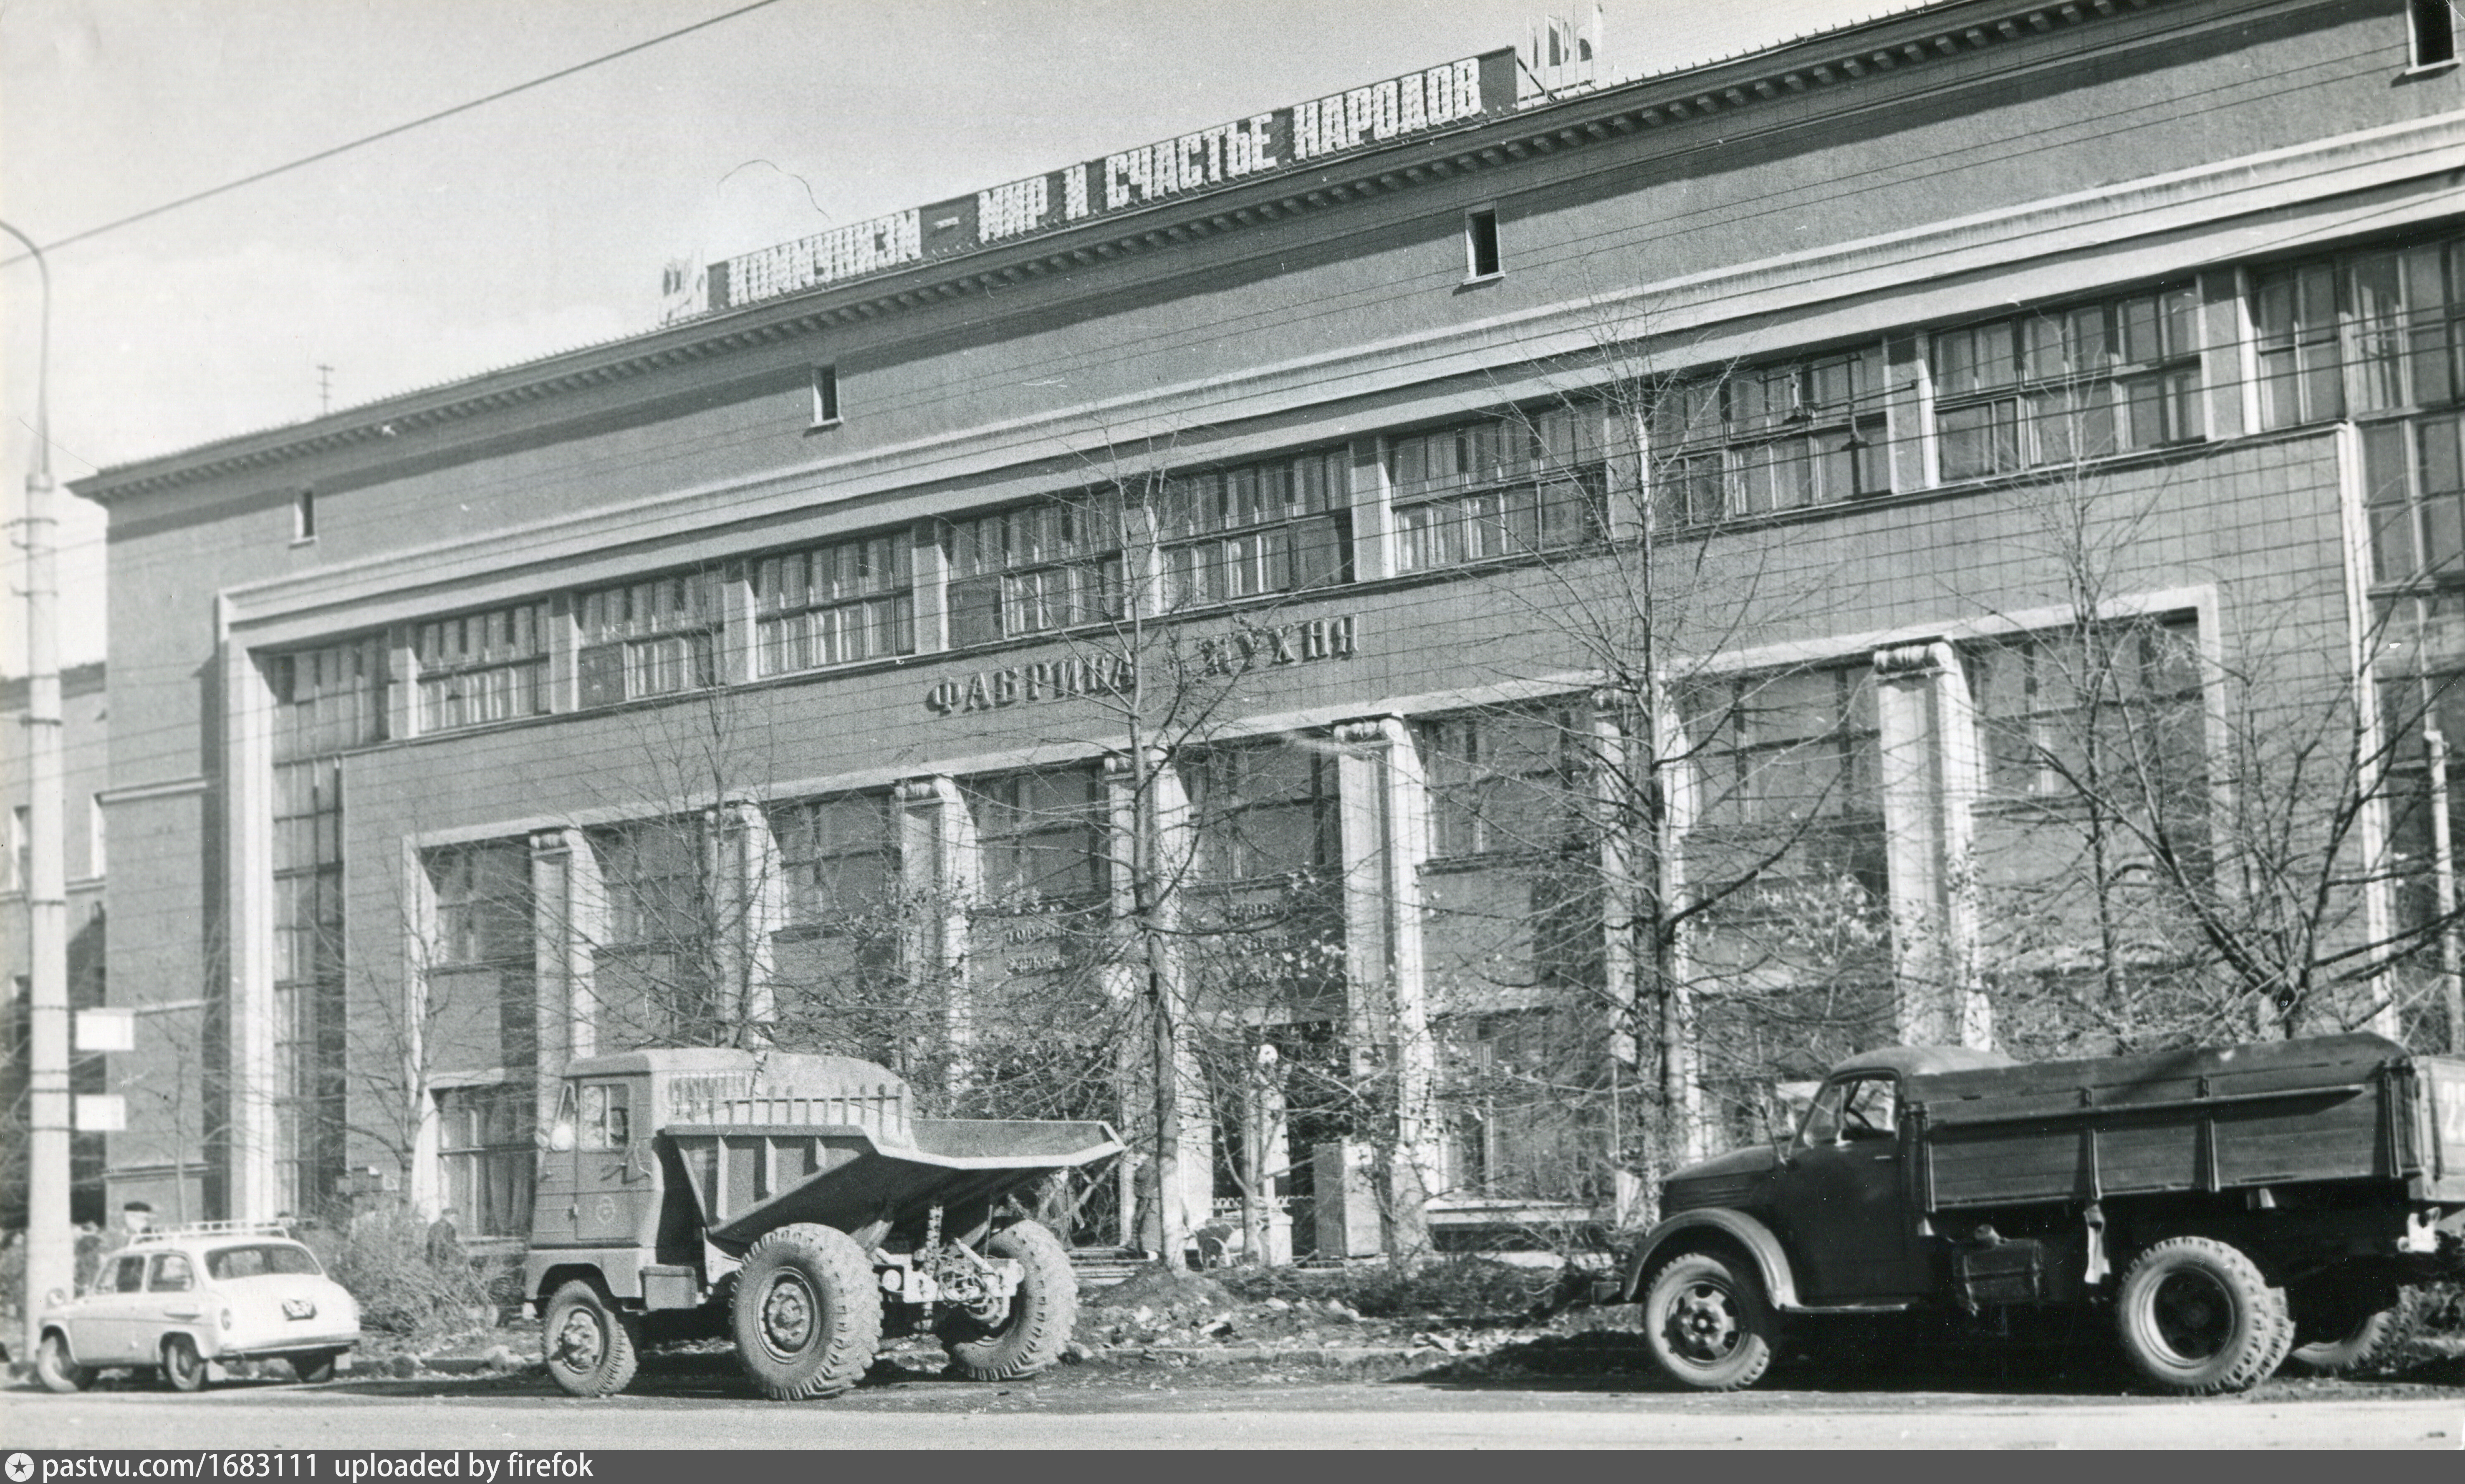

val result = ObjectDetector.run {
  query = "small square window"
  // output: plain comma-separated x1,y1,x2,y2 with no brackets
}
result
811,366,841,428
2412,0,2458,68
1464,209,1501,280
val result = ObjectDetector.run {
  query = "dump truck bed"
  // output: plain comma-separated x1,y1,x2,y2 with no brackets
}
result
1906,1032,2465,1210
667,1116,1121,1249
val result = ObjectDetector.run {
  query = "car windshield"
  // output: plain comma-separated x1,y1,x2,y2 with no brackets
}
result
205,1242,323,1279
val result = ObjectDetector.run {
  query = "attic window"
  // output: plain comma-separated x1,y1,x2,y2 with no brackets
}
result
2412,0,2458,68
810,365,841,429
1464,208,1502,280
293,489,316,543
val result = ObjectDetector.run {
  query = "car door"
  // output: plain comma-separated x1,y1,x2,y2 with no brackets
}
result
78,1252,151,1361
146,1251,206,1356
1766,1072,1927,1301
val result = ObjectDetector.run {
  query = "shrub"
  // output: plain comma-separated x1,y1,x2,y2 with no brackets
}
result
306,1208,491,1338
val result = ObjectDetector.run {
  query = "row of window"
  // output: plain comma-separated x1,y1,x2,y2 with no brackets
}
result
285,232,2460,739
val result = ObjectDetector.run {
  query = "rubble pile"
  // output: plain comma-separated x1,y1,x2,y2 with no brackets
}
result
1063,1261,1620,1368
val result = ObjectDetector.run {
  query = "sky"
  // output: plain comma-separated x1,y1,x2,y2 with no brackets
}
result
0,0,1930,675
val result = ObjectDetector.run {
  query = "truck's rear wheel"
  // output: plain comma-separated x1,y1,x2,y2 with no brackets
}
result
2285,1280,2398,1375
1642,1249,1776,1391
2115,1237,2293,1394
939,1219,1075,1381
731,1223,881,1400
543,1279,640,1398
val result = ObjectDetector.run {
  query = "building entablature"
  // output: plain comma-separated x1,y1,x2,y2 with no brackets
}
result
70,0,2330,511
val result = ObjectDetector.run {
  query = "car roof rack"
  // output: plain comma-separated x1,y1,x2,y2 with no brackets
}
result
125,1219,295,1245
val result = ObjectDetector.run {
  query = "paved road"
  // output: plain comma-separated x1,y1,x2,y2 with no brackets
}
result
5,1370,2458,1449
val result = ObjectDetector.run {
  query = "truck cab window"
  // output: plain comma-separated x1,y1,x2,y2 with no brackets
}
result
546,1083,578,1152
1802,1073,1897,1144
1840,1077,1898,1141
1801,1080,1848,1144
580,1083,630,1150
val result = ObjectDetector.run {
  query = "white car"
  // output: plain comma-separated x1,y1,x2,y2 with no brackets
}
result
34,1222,362,1392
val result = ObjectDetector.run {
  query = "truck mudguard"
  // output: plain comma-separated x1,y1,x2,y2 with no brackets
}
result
1620,1208,1804,1311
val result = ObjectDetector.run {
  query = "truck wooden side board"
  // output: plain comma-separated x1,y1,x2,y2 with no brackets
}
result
524,1047,1120,1401
1616,1034,2465,1394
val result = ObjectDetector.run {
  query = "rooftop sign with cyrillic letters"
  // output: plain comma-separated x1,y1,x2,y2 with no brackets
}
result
684,50,1515,319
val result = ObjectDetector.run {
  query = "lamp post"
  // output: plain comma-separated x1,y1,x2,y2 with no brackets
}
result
3,216,71,1365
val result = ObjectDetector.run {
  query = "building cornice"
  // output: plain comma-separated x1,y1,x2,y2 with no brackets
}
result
72,0,2254,505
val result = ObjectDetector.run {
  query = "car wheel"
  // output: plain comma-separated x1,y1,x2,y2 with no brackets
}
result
938,1219,1076,1381
36,1332,95,1394
290,1350,341,1384
730,1223,881,1400
542,1280,640,1398
1641,1248,1778,1391
2115,1236,2293,1395
161,1334,208,1393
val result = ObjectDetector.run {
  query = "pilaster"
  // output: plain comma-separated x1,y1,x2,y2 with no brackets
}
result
1871,640,1990,1048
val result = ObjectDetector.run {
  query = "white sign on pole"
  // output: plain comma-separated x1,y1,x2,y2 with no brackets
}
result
74,1094,127,1132
76,1007,135,1052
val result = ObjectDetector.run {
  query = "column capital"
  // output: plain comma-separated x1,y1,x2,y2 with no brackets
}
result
1872,637,1958,679
1333,715,1405,748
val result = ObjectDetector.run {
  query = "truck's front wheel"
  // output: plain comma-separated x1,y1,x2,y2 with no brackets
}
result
939,1219,1075,1381
1642,1249,1777,1391
731,1223,881,1400
2115,1237,2293,1394
543,1280,640,1398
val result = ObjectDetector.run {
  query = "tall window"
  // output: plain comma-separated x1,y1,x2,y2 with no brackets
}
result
753,533,913,676
1932,285,2204,479
427,843,532,967
1188,742,1339,883
944,499,1125,647
2255,236,2465,431
1966,619,2206,802
1158,449,1349,608
1685,661,1885,901
1689,664,1881,830
1418,708,1581,859
578,572,720,706
416,602,550,732
773,794,901,923
594,820,707,947
1653,345,1889,523
969,768,1107,906
1387,404,1604,572
2364,409,2465,589
263,635,385,1217
436,1084,534,1240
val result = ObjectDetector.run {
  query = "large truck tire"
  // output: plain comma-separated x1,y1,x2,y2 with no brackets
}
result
2115,1236,2293,1394
2285,1281,2398,1376
731,1222,881,1400
940,1219,1076,1381
543,1279,642,1398
1640,1248,1778,1391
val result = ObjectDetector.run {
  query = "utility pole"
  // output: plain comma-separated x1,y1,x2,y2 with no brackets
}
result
5,217,71,1365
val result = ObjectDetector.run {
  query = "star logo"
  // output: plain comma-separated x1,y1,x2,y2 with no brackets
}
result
7,1451,36,1482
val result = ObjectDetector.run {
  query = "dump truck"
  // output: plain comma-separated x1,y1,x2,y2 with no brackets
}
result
1617,1032,2465,1394
523,1047,1120,1400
